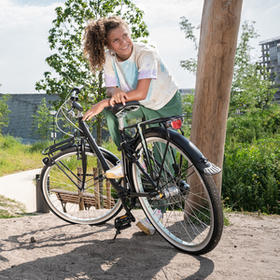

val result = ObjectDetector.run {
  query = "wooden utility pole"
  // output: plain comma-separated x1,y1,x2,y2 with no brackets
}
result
190,0,243,192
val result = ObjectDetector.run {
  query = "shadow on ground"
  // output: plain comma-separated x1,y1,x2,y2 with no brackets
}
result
0,221,214,280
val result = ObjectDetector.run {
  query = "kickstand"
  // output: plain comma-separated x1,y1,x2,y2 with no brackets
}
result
113,229,121,240
112,213,134,241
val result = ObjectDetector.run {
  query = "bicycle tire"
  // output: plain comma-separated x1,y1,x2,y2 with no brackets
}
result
40,146,122,225
132,128,223,254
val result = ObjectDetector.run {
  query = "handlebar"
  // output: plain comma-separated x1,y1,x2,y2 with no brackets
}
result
69,87,140,115
70,87,83,98
69,87,84,112
72,101,83,112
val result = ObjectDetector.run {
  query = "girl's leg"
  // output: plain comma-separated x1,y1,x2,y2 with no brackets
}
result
141,91,182,213
142,91,182,120
103,107,145,147
103,109,121,147
103,107,145,178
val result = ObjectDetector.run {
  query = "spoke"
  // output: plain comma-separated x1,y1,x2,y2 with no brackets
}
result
53,162,81,189
184,200,210,229
56,160,81,182
186,191,211,213
42,150,121,224
169,194,207,239
169,198,200,240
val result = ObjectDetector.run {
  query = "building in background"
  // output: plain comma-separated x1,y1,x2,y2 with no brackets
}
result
260,36,280,102
179,88,194,95
0,94,58,143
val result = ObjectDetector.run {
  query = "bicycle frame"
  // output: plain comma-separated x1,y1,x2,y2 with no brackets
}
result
44,89,221,206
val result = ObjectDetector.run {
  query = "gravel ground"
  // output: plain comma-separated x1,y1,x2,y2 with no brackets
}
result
0,211,279,280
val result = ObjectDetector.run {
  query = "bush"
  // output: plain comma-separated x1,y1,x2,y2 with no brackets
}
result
28,140,53,153
0,94,10,133
0,134,23,150
226,105,280,144
33,98,53,140
222,136,280,214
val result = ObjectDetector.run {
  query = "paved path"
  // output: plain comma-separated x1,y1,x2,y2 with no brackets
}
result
0,169,42,212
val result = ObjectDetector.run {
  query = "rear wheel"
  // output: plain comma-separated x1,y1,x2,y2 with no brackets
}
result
132,130,223,254
40,147,122,225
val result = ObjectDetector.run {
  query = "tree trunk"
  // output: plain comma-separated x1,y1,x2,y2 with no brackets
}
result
190,0,243,193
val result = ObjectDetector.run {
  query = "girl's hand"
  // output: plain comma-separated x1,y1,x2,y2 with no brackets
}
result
82,99,109,121
109,89,128,106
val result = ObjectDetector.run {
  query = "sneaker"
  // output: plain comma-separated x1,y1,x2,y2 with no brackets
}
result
136,209,162,235
105,162,124,179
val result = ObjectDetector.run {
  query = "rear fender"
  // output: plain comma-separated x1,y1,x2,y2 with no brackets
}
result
144,127,221,175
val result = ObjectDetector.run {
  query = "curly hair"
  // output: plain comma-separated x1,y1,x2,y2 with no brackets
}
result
83,16,129,73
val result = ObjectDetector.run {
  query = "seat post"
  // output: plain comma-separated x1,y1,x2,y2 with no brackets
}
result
116,112,127,131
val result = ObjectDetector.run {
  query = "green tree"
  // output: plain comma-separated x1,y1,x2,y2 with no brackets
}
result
179,19,277,116
0,95,10,133
36,0,149,145
181,93,194,136
179,16,198,74
229,21,277,116
226,21,278,144
180,18,280,212
33,98,53,140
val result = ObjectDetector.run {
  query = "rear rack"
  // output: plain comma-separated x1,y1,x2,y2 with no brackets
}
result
42,137,75,155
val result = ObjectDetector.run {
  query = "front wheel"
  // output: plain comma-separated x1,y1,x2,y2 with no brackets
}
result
132,130,223,254
40,146,122,225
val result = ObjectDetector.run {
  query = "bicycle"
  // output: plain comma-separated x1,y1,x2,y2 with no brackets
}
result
40,87,224,255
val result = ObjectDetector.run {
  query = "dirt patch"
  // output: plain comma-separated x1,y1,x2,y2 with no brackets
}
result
0,211,279,280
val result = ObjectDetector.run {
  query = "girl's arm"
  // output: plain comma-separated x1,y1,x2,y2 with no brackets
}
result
82,99,110,121
83,79,152,121
109,78,151,106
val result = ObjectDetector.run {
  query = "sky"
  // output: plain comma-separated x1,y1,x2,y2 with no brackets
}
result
0,0,280,94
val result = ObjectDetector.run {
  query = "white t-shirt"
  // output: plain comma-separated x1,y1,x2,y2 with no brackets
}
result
104,43,178,110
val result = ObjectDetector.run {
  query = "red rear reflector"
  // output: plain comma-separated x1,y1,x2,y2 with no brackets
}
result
171,119,182,129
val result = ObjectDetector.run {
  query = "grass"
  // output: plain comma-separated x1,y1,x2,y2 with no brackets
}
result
102,139,121,159
223,207,232,226
0,135,48,218
0,194,26,218
0,135,45,176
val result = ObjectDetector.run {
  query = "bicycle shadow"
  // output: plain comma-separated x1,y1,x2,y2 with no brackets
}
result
0,223,215,280
1,223,114,253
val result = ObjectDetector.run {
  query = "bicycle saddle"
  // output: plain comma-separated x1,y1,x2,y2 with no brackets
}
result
108,101,140,116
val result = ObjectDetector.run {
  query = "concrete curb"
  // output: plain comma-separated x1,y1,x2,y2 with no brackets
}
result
0,169,42,212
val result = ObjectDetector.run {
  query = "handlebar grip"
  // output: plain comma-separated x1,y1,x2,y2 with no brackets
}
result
71,87,81,95
72,101,83,112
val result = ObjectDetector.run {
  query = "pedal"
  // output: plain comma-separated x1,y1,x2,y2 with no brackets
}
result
113,214,132,240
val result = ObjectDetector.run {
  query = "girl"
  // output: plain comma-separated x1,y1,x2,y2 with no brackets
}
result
83,16,182,234
83,16,182,155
